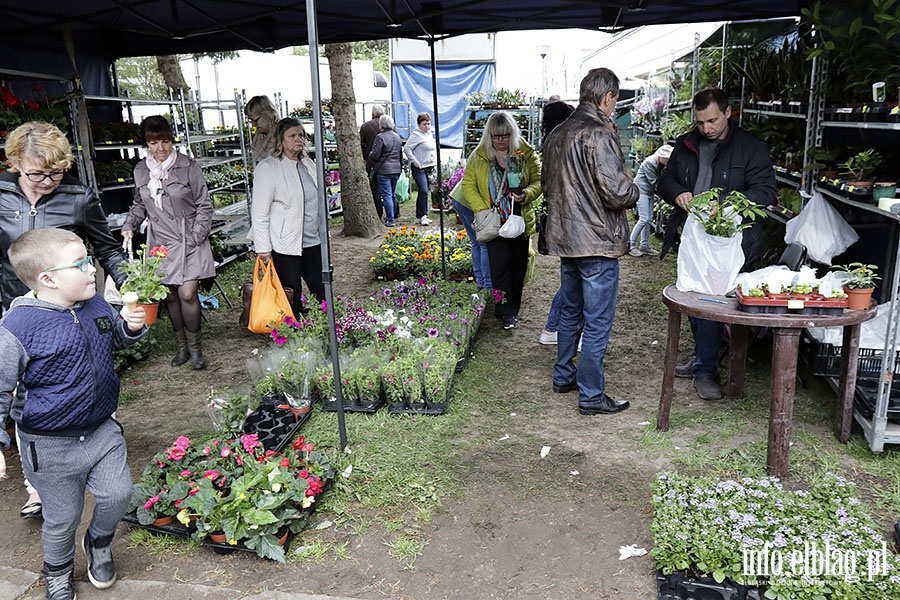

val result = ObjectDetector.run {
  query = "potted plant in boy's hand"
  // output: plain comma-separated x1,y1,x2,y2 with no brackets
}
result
120,244,169,324
832,262,879,309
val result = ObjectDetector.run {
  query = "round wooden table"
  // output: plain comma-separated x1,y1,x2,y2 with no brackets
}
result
657,285,877,478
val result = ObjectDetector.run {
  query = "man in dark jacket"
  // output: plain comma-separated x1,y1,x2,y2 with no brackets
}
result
360,104,385,218
543,67,639,416
657,87,777,400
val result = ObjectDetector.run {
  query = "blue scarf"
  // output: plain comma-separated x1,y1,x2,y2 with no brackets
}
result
488,161,512,222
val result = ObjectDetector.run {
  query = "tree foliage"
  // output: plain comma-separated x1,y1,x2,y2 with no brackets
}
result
293,41,389,75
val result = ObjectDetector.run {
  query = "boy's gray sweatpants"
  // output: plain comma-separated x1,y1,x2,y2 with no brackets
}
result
18,418,132,567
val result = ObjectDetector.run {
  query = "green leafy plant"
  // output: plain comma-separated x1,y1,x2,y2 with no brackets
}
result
839,149,883,181
686,188,767,238
120,244,170,302
802,146,840,173
651,472,900,597
661,112,693,142
832,262,880,289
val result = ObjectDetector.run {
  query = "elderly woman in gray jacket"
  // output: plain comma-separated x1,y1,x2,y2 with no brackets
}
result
251,117,324,318
367,114,403,227
122,115,216,370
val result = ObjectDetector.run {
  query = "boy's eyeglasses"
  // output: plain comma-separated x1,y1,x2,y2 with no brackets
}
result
43,256,94,274
491,133,511,140
24,171,66,183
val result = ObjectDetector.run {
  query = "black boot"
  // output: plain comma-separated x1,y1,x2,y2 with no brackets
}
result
185,329,207,370
42,560,76,600
171,329,189,367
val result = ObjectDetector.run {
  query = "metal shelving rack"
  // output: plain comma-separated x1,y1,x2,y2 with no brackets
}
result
463,102,540,157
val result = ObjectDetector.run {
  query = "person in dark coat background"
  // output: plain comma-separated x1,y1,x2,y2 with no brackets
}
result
360,104,386,218
657,87,776,401
541,94,575,139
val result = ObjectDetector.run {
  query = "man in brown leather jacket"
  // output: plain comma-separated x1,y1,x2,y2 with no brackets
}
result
542,67,639,416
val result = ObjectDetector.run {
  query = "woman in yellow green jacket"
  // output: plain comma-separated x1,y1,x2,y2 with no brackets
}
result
461,111,541,329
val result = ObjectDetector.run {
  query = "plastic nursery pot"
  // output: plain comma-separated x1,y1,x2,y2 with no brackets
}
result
152,515,175,526
845,287,875,310
138,302,159,325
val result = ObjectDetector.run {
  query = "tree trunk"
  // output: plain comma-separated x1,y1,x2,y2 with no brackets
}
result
155,55,190,94
324,43,381,238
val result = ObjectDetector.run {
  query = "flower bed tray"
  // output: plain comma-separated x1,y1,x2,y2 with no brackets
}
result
122,513,193,537
657,571,760,600
735,288,847,315
242,399,315,452
321,393,385,414
387,391,450,416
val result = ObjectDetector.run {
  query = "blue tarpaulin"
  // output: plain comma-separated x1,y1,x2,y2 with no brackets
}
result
391,62,496,149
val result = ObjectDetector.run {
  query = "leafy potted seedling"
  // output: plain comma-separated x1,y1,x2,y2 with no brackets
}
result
831,262,879,309
686,188,767,238
839,149,882,189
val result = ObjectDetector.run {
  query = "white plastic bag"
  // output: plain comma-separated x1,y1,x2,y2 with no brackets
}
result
784,192,858,265
676,215,744,295
498,213,525,238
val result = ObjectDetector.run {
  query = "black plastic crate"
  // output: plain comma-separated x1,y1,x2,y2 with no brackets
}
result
801,334,900,380
854,379,900,424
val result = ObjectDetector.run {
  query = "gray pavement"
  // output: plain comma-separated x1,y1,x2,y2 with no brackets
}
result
2,566,363,600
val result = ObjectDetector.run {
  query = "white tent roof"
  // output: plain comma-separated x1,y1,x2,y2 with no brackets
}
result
580,22,724,81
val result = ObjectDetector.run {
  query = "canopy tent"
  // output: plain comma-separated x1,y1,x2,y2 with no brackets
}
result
3,1,810,62
0,0,812,449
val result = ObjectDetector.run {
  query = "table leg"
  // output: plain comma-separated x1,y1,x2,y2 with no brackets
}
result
835,324,862,442
768,328,801,479
726,325,750,399
657,308,682,431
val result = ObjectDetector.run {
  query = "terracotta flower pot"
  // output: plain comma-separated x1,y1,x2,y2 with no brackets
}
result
845,287,874,310
151,515,175,526
208,531,228,544
138,302,159,325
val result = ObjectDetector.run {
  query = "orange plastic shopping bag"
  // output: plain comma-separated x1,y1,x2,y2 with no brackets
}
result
247,257,293,333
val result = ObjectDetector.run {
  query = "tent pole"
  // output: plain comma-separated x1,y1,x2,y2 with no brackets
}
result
429,38,447,280
306,0,348,450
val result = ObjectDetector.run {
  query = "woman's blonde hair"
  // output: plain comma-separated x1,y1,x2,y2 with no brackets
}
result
474,111,521,163
272,117,307,159
245,95,278,126
5,122,74,172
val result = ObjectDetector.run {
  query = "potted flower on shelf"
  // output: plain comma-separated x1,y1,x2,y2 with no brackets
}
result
832,262,879,309
120,244,169,324
839,148,882,193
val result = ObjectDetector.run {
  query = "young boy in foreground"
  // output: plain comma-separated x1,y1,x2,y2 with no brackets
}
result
0,228,147,600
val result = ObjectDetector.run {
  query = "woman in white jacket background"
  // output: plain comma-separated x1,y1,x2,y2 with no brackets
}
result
403,112,437,226
251,117,324,317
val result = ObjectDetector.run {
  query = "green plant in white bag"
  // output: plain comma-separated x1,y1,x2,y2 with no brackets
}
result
687,188,767,238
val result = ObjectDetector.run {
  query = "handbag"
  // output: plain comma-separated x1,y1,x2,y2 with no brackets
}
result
247,257,294,333
473,208,501,242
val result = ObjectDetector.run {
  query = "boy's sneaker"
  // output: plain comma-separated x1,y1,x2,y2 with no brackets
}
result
82,531,116,589
628,247,643,257
539,329,558,345
42,562,76,600
420,215,432,225
502,315,518,330
640,245,660,256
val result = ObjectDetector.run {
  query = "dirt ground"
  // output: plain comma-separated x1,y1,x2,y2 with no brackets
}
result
0,210,878,599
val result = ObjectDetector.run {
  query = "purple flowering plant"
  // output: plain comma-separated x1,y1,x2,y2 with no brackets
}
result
651,472,900,597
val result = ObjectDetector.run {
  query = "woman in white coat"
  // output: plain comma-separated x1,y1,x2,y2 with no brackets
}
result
251,117,324,318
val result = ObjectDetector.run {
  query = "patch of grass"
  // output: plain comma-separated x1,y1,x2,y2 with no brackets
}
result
126,528,201,555
385,529,427,571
